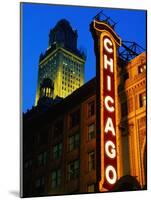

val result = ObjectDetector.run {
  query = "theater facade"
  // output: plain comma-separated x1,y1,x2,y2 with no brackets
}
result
22,18,146,197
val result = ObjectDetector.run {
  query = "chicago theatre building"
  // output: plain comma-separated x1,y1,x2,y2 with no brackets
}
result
22,16,146,197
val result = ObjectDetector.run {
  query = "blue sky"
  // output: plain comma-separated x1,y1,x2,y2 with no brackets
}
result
22,3,146,112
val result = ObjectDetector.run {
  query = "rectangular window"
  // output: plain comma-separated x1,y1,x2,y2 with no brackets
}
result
67,160,79,180
88,152,95,171
138,64,146,74
88,101,95,117
37,152,47,166
87,184,95,193
68,133,80,151
70,110,80,128
53,143,62,159
139,92,146,108
35,176,45,193
51,169,61,189
88,124,95,140
35,177,44,188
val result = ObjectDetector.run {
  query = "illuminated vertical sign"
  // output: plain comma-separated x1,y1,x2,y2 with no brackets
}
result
91,20,121,191
101,34,117,190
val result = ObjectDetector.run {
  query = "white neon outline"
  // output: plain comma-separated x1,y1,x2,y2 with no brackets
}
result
105,140,116,159
104,117,116,136
104,54,113,73
104,38,113,53
104,96,114,112
105,165,117,185
107,75,111,91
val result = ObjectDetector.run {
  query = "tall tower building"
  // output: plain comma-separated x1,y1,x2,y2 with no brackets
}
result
35,19,86,105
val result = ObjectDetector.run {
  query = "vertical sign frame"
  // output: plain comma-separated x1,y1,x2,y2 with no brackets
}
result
91,20,121,191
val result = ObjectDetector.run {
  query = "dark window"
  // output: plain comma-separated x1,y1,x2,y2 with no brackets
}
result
138,64,146,74
87,184,95,192
46,88,51,97
35,176,45,193
53,143,62,159
88,124,95,140
139,92,146,108
70,110,80,128
53,120,64,137
88,101,95,117
37,152,47,166
88,152,95,171
68,133,80,151
67,160,79,180
51,169,61,189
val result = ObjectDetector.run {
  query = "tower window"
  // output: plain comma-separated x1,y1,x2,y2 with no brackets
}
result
46,88,51,97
